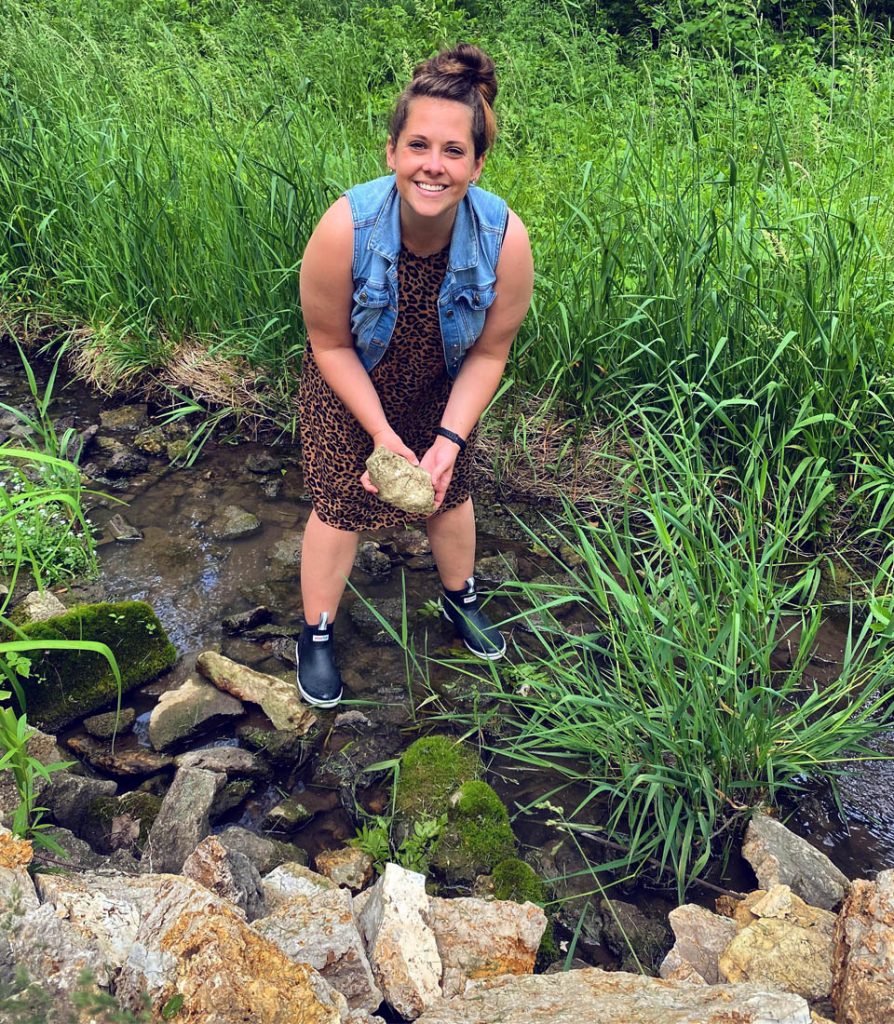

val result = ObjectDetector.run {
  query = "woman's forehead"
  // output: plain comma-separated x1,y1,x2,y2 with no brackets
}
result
401,97,474,139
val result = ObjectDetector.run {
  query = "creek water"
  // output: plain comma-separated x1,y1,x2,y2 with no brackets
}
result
1,338,892,940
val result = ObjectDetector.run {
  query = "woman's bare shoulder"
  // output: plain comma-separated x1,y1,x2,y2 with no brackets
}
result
305,195,353,262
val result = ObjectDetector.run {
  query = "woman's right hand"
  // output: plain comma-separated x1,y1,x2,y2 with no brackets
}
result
361,428,419,494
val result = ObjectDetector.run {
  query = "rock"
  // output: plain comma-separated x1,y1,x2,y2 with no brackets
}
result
719,885,836,1003
263,475,283,498
262,796,314,832
315,847,375,891
10,589,66,624
254,886,383,1010
430,780,517,885
474,552,519,583
387,528,430,557
0,862,39,917
82,706,136,738
660,903,739,985
348,597,406,645
357,863,442,1018
413,969,813,1023
81,791,162,854
100,404,148,430
597,898,671,974
13,600,177,731
144,766,225,873
237,722,316,768
246,452,282,473
429,896,546,998
209,504,263,540
175,745,267,776
104,442,150,477
832,869,894,1024
660,946,710,984
366,446,435,517
196,650,317,732
148,675,244,751
0,728,71,828
32,825,140,873
183,835,266,921
223,605,273,633
355,541,392,578
65,733,174,776
262,861,336,911
269,533,303,571
217,825,308,875
134,425,166,454
44,772,118,832
0,825,32,869
166,437,190,461
107,512,143,541
742,812,850,911
213,777,255,815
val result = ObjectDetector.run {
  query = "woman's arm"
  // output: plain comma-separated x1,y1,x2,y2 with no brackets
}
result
299,197,418,465
421,209,535,507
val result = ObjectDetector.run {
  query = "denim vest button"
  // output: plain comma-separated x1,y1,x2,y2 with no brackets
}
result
446,310,454,318
360,291,368,301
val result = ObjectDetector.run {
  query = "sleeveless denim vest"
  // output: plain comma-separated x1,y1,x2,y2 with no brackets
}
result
345,175,508,379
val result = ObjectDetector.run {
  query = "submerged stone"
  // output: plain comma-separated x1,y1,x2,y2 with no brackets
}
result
366,446,436,517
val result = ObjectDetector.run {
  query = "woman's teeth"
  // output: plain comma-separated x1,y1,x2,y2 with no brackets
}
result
416,182,446,192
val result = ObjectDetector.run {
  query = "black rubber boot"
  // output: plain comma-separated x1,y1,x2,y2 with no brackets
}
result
442,576,507,660
296,611,343,708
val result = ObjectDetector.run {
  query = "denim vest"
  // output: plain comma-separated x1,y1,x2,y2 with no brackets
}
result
345,175,508,379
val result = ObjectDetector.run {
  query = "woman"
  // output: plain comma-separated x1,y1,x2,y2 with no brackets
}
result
297,43,534,707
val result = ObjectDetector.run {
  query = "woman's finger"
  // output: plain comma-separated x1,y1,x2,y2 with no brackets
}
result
360,470,378,494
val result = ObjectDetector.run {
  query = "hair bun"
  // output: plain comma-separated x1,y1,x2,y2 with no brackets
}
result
416,43,497,107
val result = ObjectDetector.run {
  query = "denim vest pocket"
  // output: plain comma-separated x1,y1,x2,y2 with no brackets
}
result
350,284,389,339
453,285,497,344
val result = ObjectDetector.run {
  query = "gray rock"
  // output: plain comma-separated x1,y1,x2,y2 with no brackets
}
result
144,766,225,873
148,675,244,751
660,904,739,985
366,446,435,517
0,728,71,828
182,835,266,921
597,898,672,974
269,533,302,571
236,724,315,768
833,869,894,1024
175,746,267,777
83,707,137,739
262,796,314,832
105,443,150,477
33,826,140,873
262,862,336,911
217,826,308,875
222,605,273,634
12,589,66,623
100,404,148,431
209,505,262,541
45,772,118,832
742,813,850,911
349,597,405,645
415,970,812,1023
355,541,392,578
246,452,282,473
107,513,143,541
134,425,166,454
474,552,519,584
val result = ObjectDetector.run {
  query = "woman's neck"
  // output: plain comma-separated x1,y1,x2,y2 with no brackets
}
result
398,201,456,258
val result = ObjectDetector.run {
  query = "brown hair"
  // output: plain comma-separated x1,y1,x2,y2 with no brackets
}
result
388,44,497,160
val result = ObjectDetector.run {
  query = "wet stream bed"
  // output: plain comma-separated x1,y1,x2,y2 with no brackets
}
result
2,338,893,969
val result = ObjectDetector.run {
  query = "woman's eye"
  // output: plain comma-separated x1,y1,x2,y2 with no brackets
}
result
409,141,426,150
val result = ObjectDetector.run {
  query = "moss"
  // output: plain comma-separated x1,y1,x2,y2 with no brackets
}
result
430,780,517,884
84,791,162,853
492,857,558,960
394,735,482,821
7,601,177,732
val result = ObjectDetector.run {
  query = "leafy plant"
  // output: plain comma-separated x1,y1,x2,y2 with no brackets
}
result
349,811,448,876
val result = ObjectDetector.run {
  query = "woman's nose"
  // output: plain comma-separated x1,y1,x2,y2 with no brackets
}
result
423,150,444,174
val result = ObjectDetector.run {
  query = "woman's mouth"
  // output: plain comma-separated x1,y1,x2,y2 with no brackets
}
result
414,182,447,193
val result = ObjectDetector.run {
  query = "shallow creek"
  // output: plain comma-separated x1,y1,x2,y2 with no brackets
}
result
1,338,892,940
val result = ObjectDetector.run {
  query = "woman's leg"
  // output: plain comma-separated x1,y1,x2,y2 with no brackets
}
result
300,509,359,624
426,496,476,590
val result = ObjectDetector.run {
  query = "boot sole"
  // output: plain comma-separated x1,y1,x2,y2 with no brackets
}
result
295,653,344,708
442,609,507,661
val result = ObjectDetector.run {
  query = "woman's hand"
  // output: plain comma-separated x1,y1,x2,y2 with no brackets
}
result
361,427,419,494
420,436,460,510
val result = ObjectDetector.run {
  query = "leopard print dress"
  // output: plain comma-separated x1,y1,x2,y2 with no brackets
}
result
298,245,477,530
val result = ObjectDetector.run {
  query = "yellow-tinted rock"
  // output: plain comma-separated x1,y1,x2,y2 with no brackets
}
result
0,825,32,869
366,447,435,517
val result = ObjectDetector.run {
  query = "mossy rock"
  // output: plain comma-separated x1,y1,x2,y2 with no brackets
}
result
492,857,558,960
83,791,162,853
430,779,517,884
7,601,177,732
394,735,482,822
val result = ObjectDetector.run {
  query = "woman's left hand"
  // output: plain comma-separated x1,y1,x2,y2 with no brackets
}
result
420,436,460,510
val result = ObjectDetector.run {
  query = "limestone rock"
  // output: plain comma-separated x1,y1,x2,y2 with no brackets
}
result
832,869,894,1024
719,885,836,1003
107,512,143,541
357,863,442,1019
316,847,375,891
217,825,309,875
0,825,32,869
0,863,39,915
209,504,263,540
659,903,739,985
64,733,175,776
262,861,336,912
366,446,435,517
414,969,812,1023
148,674,244,750
83,706,137,738
262,795,314,832
175,745,268,776
12,589,66,623
428,896,546,998
196,649,317,732
743,813,850,911
659,945,709,984
145,766,225,873
11,901,113,994
254,887,383,1010
115,875,352,1023
182,835,265,921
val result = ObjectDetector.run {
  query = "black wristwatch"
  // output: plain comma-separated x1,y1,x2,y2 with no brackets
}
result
435,427,467,453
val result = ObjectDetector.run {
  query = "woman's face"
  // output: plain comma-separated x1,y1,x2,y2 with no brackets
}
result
386,97,484,224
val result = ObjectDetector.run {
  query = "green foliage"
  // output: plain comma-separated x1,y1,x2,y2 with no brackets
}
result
350,811,448,875
0,968,152,1022
394,734,482,820
6,601,176,732
430,779,517,883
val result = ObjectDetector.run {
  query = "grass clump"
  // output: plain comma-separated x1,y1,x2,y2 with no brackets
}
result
7,601,176,731
430,780,517,885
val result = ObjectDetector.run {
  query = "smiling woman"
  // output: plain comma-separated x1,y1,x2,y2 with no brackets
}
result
294,43,534,708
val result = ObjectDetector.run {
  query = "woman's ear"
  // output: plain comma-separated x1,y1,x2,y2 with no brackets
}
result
472,152,486,182
386,139,396,172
